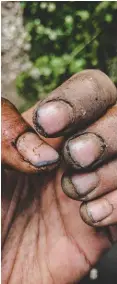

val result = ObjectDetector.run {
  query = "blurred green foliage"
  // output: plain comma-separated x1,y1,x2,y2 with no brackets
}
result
17,1,117,111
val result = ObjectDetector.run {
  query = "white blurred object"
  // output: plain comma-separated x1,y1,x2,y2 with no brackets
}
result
1,2,30,108
90,268,98,280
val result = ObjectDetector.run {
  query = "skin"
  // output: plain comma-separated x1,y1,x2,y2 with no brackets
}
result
2,70,117,284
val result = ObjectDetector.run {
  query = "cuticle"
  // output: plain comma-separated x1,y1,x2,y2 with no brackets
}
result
68,176,81,198
62,174,80,200
85,203,96,223
12,128,34,149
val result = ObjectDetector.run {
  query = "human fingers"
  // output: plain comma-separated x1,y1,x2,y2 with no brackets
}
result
33,70,117,138
62,104,117,203
61,159,117,201
63,104,117,170
2,98,59,173
80,190,117,227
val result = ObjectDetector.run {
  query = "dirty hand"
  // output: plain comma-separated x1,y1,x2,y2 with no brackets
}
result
2,70,117,284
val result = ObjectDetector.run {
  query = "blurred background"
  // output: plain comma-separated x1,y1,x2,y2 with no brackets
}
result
1,1,117,283
2,1,117,112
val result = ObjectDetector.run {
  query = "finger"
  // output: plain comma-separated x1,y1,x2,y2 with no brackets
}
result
63,104,117,170
80,190,117,227
62,159,117,201
2,98,59,173
33,70,117,138
22,104,63,150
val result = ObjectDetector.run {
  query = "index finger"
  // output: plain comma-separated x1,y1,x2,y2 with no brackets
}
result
33,70,117,138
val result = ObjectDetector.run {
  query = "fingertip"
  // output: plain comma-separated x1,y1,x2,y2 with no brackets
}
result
63,133,106,170
16,132,60,169
33,100,73,138
80,198,114,227
2,98,60,173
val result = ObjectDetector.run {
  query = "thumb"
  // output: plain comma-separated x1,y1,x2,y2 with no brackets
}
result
2,98,59,173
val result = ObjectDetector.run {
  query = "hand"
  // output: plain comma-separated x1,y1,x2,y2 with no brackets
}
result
2,70,117,284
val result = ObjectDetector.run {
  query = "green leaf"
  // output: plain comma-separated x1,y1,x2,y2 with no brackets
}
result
105,14,113,23
76,10,89,21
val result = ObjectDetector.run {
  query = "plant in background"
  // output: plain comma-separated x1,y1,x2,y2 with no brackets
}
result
16,1,117,111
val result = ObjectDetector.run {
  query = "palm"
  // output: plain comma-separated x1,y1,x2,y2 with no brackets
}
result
2,164,110,284
2,70,117,283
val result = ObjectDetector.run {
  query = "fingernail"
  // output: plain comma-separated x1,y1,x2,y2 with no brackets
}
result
71,172,99,196
34,100,73,136
68,133,105,168
86,199,113,223
16,132,59,167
